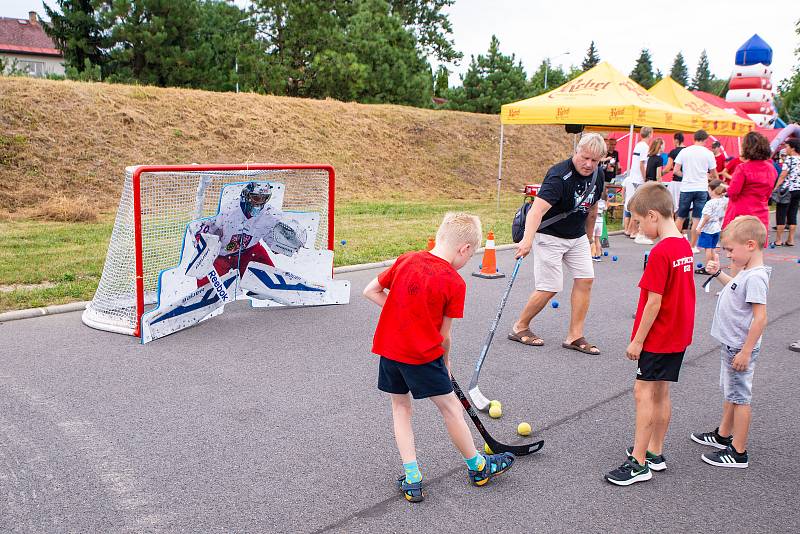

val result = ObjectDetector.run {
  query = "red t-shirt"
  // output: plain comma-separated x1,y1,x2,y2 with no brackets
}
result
723,157,741,183
632,237,696,353
715,153,726,172
371,251,466,364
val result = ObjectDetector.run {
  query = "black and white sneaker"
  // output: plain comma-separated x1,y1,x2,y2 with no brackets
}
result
690,428,732,449
625,447,667,471
605,456,652,486
702,446,749,468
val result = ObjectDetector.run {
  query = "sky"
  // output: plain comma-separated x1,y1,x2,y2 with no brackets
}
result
3,0,798,87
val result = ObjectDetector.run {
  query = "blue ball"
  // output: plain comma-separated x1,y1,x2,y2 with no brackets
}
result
340,239,347,245
608,193,614,199
770,242,776,249
697,263,703,269
612,255,618,261
797,258,800,264
551,300,559,308
603,251,609,257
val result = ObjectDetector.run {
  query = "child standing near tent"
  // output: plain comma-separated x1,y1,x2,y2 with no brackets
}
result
592,198,607,261
695,180,728,275
363,212,515,503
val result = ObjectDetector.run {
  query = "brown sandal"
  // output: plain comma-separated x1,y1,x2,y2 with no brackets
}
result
508,329,544,346
562,336,600,355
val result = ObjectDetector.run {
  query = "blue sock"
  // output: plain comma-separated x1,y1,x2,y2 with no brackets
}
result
465,453,485,471
403,460,422,483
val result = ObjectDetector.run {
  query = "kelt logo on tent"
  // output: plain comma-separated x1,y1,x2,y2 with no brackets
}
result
609,107,625,120
556,107,570,119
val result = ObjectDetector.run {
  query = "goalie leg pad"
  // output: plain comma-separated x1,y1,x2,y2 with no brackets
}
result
240,262,326,305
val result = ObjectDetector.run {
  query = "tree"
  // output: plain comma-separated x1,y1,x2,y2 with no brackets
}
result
42,0,107,78
670,52,689,86
777,18,800,123
629,48,655,88
434,65,449,96
655,69,663,83
386,0,461,64
690,49,713,92
447,35,527,114
581,41,600,71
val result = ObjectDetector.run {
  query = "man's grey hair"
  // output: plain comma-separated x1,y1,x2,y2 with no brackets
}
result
640,126,653,138
575,133,607,158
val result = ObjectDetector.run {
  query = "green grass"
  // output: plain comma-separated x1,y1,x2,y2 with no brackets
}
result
0,197,622,312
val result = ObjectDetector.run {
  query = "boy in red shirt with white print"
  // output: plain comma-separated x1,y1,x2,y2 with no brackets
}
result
605,183,696,486
363,213,515,503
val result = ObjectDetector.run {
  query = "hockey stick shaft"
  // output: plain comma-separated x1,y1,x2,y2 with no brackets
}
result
452,376,543,456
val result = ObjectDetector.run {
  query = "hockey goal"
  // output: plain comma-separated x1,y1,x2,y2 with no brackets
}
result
83,164,335,337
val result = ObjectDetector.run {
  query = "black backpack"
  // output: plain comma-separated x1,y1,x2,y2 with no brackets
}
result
511,169,598,243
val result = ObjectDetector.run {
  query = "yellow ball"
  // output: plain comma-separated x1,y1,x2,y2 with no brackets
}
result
517,422,532,436
489,404,502,419
484,443,494,455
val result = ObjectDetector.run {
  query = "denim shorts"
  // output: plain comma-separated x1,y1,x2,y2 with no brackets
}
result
719,344,759,405
677,190,709,219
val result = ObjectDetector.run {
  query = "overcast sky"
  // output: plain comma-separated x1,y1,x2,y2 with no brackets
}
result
3,0,798,86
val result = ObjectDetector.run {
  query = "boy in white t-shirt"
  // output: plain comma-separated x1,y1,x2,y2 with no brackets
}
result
674,130,719,252
624,126,653,243
695,180,728,274
592,198,606,261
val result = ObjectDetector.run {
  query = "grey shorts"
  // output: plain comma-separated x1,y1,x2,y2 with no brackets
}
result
532,233,594,293
719,344,759,405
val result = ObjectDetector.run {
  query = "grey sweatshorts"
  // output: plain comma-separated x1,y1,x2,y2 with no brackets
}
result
719,344,760,405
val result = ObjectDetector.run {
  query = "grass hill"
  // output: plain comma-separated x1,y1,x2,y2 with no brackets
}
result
0,77,570,221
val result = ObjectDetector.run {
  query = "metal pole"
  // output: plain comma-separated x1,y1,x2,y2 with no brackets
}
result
626,124,634,175
544,63,548,90
496,124,505,211
235,56,239,93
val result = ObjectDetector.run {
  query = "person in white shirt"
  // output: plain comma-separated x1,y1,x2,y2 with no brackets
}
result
626,126,654,244
674,129,719,252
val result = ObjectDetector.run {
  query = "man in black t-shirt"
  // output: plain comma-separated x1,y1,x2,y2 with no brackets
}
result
602,137,620,182
663,132,685,182
508,133,606,355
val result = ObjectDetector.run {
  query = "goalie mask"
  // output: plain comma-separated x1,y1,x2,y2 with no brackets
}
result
240,182,273,218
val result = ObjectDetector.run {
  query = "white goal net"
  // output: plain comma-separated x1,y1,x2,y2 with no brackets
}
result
83,164,335,337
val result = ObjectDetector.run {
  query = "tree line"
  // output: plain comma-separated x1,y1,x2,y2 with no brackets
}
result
35,3,799,121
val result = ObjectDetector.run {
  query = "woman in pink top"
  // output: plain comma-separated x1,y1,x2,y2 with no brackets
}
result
723,132,776,243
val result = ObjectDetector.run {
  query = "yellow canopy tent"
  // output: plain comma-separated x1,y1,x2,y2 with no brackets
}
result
495,62,704,203
648,77,755,137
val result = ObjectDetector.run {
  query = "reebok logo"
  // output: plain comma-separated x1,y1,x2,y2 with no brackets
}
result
208,270,230,302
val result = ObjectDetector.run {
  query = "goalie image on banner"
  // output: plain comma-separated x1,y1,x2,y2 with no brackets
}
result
140,180,350,343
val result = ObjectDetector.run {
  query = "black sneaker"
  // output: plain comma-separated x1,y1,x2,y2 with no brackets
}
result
690,427,732,449
625,447,666,471
701,445,749,468
605,456,652,486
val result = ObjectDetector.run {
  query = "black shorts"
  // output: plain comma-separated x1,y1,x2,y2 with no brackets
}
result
636,350,686,382
378,356,453,399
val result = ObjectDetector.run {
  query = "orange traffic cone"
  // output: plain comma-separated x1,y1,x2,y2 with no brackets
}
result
472,232,505,279
426,236,435,251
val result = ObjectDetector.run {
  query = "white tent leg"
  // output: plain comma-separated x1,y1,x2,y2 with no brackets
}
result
496,123,505,211
626,124,634,175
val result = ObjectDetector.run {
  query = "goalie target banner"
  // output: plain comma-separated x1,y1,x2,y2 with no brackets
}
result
139,180,350,343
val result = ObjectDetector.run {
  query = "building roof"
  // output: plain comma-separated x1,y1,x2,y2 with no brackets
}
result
0,16,62,57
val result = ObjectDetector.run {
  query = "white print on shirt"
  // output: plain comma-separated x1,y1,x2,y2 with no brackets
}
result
672,255,694,272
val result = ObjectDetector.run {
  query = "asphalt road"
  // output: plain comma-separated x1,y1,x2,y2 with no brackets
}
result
1,234,799,533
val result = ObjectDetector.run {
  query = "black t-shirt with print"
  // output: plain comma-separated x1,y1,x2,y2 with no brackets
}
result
668,146,684,181
645,154,662,181
536,158,604,239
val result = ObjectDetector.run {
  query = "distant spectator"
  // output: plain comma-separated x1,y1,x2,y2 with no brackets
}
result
712,141,725,172
645,138,665,182
602,137,620,183
663,132,686,215
675,130,719,253
628,127,654,244
720,156,741,184
723,132,776,247
772,138,800,246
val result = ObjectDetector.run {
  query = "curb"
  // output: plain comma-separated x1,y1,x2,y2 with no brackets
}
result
0,238,616,323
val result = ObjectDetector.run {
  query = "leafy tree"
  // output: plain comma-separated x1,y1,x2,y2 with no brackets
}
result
42,0,107,78
670,51,689,86
386,0,461,64
690,49,713,92
777,18,800,123
433,64,449,96
629,48,655,88
527,60,567,96
446,35,528,114
581,41,600,71
655,69,663,83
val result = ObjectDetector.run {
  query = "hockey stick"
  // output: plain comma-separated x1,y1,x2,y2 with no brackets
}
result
452,375,543,456
468,257,523,411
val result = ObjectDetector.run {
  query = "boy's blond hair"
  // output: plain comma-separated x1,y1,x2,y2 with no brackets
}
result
628,182,673,218
721,215,766,249
436,212,482,250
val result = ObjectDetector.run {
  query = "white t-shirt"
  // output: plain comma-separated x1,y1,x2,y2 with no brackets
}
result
622,175,640,210
629,141,649,182
700,196,728,235
675,145,716,193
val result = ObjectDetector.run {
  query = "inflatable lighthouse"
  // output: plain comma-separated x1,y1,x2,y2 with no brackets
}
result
726,34,777,128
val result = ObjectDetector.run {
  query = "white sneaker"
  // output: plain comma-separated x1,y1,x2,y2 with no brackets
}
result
634,234,654,245
692,247,700,254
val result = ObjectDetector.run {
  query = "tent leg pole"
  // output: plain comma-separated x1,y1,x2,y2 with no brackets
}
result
626,124,634,174
496,124,504,212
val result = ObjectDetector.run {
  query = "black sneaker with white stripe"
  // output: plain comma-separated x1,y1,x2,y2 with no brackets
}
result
702,445,749,468
605,456,652,486
626,447,666,471
690,427,732,449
